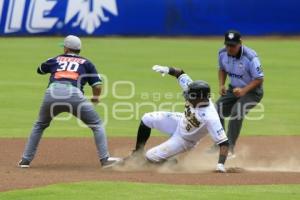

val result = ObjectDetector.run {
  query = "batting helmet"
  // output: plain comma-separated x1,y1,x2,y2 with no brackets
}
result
183,80,211,102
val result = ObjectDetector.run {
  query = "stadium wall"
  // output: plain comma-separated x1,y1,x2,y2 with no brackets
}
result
0,0,300,36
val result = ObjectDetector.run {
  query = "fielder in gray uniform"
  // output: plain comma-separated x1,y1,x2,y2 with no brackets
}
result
18,35,121,168
213,30,264,157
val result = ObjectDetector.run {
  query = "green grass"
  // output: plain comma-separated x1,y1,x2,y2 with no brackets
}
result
1,182,299,200
0,37,299,137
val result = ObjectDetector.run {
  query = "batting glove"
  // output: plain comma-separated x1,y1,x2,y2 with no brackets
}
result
152,65,170,76
216,163,226,173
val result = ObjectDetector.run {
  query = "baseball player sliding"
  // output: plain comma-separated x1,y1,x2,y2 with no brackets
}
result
127,65,229,172
18,35,121,168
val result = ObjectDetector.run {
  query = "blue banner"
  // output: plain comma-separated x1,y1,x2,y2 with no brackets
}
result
0,0,300,36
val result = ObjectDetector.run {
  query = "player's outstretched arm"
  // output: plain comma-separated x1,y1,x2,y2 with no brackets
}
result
152,65,193,90
152,65,184,78
216,141,229,173
205,117,229,173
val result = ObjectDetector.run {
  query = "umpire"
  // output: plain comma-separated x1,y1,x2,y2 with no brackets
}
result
215,30,264,157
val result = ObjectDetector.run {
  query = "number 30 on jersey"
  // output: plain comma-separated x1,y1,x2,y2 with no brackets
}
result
57,61,79,72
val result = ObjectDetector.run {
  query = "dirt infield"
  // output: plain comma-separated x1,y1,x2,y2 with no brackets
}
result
1,136,300,192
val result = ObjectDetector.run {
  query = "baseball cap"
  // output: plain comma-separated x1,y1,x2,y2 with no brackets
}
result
224,30,241,46
61,35,82,50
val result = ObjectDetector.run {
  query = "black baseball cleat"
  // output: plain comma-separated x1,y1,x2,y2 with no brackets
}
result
18,158,30,168
100,157,123,169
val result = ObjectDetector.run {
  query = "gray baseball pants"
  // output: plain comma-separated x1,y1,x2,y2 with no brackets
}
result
22,82,109,162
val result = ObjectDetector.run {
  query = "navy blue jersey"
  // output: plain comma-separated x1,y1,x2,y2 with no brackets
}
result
37,54,102,91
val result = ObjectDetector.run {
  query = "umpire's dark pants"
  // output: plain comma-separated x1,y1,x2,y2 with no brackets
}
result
216,85,263,151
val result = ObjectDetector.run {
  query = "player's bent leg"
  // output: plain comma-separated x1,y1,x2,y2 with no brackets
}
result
22,121,50,161
75,101,110,160
21,88,74,166
145,135,195,163
134,120,151,152
133,112,183,153
22,100,54,163
76,102,122,168
142,111,183,135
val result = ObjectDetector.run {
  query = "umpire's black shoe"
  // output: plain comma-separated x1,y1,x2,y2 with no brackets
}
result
18,158,30,168
100,157,123,169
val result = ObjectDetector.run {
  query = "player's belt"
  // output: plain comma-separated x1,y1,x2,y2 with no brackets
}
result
49,82,75,88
